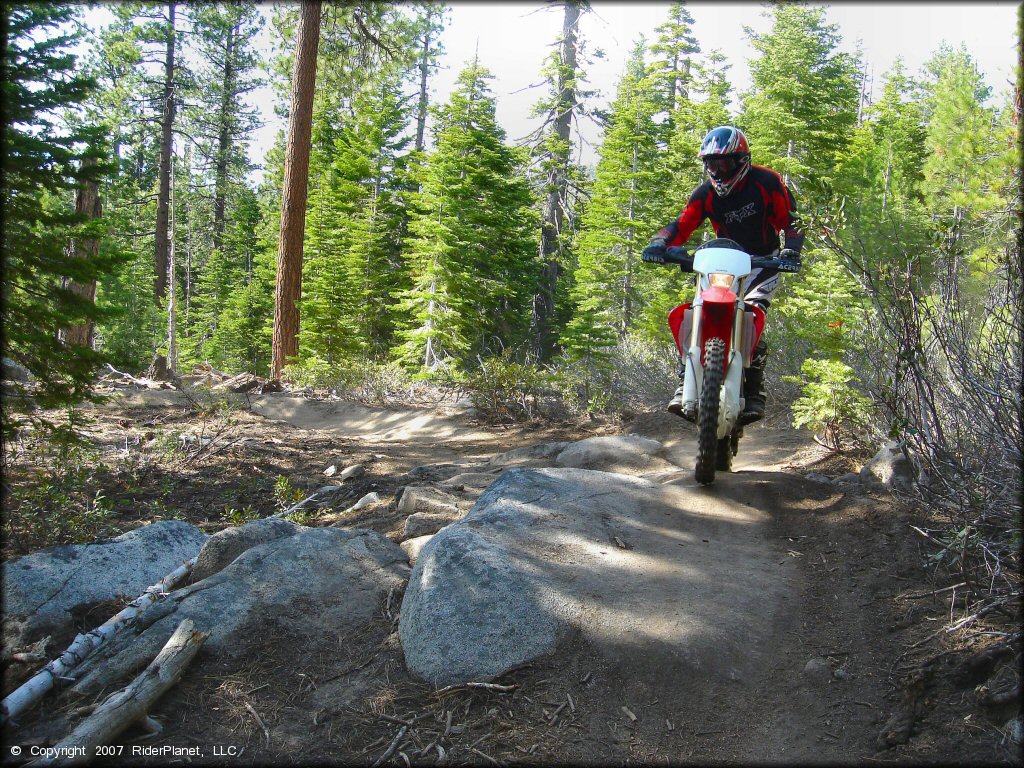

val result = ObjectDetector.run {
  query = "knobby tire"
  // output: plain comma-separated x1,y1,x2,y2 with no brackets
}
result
715,435,733,472
695,338,725,485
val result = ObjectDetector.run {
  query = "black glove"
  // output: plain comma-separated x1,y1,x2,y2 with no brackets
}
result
665,246,694,272
641,237,667,264
779,248,802,272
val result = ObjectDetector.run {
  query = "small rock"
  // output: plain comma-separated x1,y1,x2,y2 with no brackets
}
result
860,441,915,493
805,472,832,484
555,435,665,471
833,666,849,680
402,512,459,539
340,464,364,481
834,473,861,485
400,535,434,565
349,492,379,512
398,487,417,515
398,486,460,516
324,465,338,477
803,657,833,685
193,518,299,582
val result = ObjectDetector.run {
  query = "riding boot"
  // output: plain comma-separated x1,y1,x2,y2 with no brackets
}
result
668,356,696,421
739,339,767,425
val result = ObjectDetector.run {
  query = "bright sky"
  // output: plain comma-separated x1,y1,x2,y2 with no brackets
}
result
82,2,1020,180
428,2,1019,164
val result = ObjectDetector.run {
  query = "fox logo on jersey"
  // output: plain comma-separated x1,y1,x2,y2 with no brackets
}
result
723,202,757,225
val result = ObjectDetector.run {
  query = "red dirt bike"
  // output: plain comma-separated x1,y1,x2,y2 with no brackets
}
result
658,238,800,485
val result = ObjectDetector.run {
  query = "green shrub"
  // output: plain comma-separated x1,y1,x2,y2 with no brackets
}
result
2,438,119,553
787,358,872,450
463,351,545,422
273,475,306,510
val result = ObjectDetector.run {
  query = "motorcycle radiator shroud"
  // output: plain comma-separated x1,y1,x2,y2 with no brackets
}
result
667,303,766,368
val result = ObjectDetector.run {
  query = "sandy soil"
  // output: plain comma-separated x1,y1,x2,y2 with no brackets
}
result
4,391,1020,766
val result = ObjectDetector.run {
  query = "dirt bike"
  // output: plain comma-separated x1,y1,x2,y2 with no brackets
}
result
657,238,800,485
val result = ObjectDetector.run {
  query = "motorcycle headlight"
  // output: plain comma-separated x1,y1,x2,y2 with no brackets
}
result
709,272,735,289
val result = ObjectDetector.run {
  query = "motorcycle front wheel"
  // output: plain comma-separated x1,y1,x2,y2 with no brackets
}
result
695,338,726,485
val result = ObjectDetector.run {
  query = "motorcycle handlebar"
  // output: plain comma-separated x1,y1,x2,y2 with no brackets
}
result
751,256,801,273
662,246,691,264
660,247,800,273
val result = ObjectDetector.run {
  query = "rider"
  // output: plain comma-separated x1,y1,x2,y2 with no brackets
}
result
641,125,804,424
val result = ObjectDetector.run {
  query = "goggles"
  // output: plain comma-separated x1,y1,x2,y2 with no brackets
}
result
703,156,740,176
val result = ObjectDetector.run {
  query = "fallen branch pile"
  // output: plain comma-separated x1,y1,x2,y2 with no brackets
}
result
31,619,208,767
1,558,197,726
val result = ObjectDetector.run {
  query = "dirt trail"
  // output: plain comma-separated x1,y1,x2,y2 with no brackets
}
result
19,393,1015,765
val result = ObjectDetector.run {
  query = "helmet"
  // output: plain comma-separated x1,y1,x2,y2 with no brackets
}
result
698,126,751,197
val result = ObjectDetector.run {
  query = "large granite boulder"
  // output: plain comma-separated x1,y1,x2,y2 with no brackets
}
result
2,521,207,650
399,467,790,686
72,526,408,695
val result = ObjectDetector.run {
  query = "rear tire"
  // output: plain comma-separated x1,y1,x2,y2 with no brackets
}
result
715,436,733,472
695,338,725,485
717,428,740,472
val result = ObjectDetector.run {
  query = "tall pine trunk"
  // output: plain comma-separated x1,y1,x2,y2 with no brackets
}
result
167,146,178,373
533,0,580,360
153,0,176,304
271,0,321,381
60,156,101,349
212,18,236,252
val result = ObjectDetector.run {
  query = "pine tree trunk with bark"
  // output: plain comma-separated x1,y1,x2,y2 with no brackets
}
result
153,0,176,304
533,0,580,360
271,0,321,382
60,157,101,349
212,20,236,252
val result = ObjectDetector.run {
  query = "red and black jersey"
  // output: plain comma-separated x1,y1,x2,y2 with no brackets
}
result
657,165,805,256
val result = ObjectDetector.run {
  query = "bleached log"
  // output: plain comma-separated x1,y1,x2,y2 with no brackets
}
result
103,364,164,389
271,489,324,519
1,557,197,727
30,619,207,766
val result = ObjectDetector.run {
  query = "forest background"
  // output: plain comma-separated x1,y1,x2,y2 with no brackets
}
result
2,2,1021,591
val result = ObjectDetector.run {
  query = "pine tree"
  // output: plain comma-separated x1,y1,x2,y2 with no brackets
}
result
649,1,700,115
271,0,320,381
2,4,121,438
920,46,1004,259
394,61,539,370
412,3,448,153
299,73,411,369
528,0,595,360
199,188,268,371
563,42,670,364
184,1,263,254
88,1,189,370
740,4,859,200
831,59,932,283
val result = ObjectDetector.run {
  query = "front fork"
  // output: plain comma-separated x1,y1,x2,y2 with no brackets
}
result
681,300,746,439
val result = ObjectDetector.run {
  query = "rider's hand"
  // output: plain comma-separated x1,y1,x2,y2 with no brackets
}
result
779,248,802,271
642,237,667,264
665,246,694,272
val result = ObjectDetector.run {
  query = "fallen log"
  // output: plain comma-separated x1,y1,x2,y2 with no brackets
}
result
30,619,207,766
271,488,328,519
103,364,166,390
1,558,197,727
